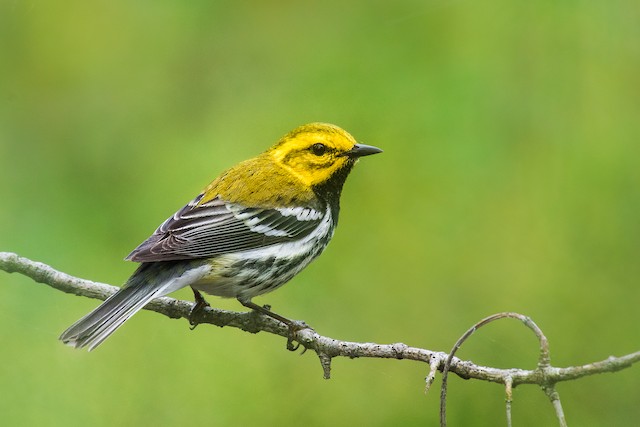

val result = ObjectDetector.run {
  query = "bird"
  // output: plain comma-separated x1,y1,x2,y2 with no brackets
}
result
59,122,382,350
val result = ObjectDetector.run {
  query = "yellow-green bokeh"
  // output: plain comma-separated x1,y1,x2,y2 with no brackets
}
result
1,1,639,426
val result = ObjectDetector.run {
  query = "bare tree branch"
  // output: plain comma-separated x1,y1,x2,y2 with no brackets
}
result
2,250,639,426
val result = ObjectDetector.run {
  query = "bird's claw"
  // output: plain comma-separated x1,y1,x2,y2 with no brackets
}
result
189,288,210,330
285,320,309,352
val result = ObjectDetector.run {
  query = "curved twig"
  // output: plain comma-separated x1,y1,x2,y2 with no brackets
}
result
439,313,569,426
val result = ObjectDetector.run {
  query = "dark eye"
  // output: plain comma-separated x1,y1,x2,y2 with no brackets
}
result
310,143,327,156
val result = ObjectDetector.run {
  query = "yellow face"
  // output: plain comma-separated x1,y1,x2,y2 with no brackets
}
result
269,123,359,188
199,122,380,207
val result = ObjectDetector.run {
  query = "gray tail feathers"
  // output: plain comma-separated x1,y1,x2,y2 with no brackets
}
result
59,261,208,351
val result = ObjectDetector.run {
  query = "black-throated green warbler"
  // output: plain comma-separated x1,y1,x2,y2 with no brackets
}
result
60,123,382,350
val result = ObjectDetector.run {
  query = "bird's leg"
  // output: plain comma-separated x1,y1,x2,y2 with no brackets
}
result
238,298,308,351
189,287,211,330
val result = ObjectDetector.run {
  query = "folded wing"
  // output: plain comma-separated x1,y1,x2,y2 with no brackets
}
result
126,195,325,262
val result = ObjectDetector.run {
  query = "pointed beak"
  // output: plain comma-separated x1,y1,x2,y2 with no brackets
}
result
345,143,383,158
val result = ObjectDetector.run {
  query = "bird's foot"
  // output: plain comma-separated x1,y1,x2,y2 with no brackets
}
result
284,320,310,351
238,298,311,351
189,288,210,330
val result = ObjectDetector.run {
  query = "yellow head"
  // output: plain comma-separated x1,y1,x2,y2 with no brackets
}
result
199,122,381,208
268,122,382,188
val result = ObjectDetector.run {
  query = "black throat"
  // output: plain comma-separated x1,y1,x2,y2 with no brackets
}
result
311,161,356,222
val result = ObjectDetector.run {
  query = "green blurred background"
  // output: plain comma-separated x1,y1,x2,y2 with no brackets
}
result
1,1,639,426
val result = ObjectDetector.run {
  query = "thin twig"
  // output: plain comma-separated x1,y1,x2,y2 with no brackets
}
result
544,385,568,427
505,376,513,427
425,355,440,393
